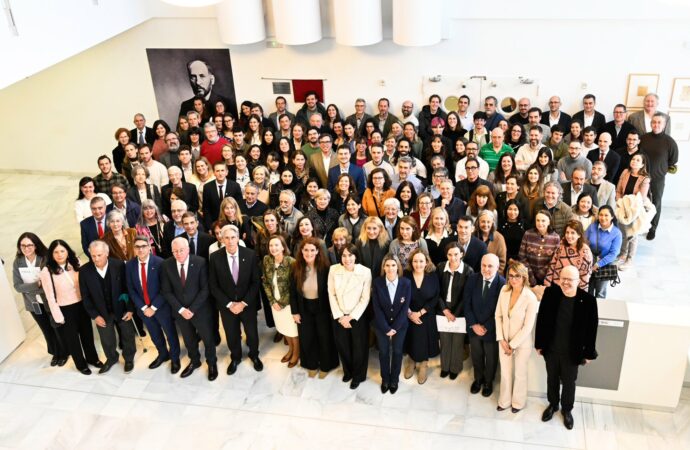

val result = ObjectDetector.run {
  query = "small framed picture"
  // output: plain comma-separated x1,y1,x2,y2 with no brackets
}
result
625,74,659,109
670,78,690,110
669,112,690,142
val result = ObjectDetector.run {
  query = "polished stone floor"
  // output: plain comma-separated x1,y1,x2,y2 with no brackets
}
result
1,173,689,450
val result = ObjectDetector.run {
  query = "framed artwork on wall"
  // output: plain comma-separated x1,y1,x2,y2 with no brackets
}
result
625,74,659,109
669,112,690,142
670,78,690,110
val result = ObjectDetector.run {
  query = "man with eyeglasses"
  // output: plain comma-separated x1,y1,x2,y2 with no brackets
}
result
453,157,494,204
509,98,531,125
400,100,418,127
535,266,598,430
308,134,338,188
600,104,636,150
126,236,181,374
540,96,572,131
345,98,372,137
390,157,424,194
483,96,505,131
557,141,592,182
455,142,489,181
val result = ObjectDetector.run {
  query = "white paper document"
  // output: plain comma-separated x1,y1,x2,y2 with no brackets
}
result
436,316,467,333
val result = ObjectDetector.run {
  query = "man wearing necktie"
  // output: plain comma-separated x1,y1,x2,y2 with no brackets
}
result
209,224,263,375
464,254,506,398
126,236,181,374
129,113,154,147
81,197,109,256
160,237,217,381
180,212,214,260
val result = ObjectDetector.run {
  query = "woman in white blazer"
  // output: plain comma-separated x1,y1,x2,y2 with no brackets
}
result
495,261,538,412
328,243,372,389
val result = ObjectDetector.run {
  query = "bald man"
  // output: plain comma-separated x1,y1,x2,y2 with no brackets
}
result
586,132,620,182
535,266,598,430
464,254,506,397
478,128,514,172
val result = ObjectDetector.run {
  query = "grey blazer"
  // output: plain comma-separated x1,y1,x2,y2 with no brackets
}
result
588,180,616,209
627,110,671,135
12,256,46,311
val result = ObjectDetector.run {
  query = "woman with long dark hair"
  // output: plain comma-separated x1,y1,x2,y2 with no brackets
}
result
75,177,111,223
39,240,102,374
13,233,67,366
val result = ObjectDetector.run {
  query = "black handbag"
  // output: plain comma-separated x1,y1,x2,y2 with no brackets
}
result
592,229,621,287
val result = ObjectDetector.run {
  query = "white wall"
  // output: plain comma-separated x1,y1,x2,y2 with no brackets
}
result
0,16,688,202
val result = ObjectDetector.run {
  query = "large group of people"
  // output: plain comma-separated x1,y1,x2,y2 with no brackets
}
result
13,90,679,430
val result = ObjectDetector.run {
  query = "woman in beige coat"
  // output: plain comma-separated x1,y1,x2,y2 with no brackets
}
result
495,261,538,412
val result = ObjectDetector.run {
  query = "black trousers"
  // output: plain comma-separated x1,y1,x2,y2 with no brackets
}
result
176,308,217,365
649,178,665,230
544,351,579,412
260,288,276,328
219,305,259,361
298,299,339,372
31,303,67,359
96,315,137,364
375,326,408,384
57,302,99,371
469,335,498,385
332,317,369,383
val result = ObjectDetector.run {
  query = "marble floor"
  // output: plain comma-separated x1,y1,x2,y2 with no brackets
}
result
1,173,689,450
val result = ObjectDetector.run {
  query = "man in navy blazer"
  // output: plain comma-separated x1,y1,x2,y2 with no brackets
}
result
161,166,199,218
371,257,412,394
208,224,263,375
202,162,243,230
327,145,366,194
130,113,156,146
572,94,606,133
586,132,620,183
464,254,506,397
126,236,181,374
81,196,109,255
456,216,488,272
160,237,217,381
79,241,136,374
106,183,141,228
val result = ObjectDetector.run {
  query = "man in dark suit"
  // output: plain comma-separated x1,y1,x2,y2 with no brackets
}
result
160,237,218,381
130,113,155,146
106,183,140,228
161,166,199,218
464,254,506,397
560,167,599,208
327,145,367,193
202,162,243,230
586,132,620,183
540,96,572,131
456,216,488,272
240,183,268,218
126,236,180,373
535,266,598,430
453,157,493,203
571,94,606,133
345,98,372,137
79,241,136,374
180,212,214,259
209,224,263,375
599,104,636,150
373,98,400,138
161,199,189,259
81,197,109,255
435,179,467,227
178,59,237,120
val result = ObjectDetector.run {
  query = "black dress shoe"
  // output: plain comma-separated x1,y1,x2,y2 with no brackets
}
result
563,410,574,430
208,363,218,381
449,372,458,380
389,383,398,394
180,362,201,378
250,357,264,372
124,362,134,374
482,384,493,397
171,360,181,374
381,382,389,394
227,360,239,375
470,380,482,394
541,404,559,422
440,370,449,378
511,407,521,414
496,405,507,411
50,356,59,367
89,360,104,369
350,380,360,389
57,358,68,367
646,229,656,240
342,374,353,383
148,356,170,370
98,361,116,375
79,367,92,375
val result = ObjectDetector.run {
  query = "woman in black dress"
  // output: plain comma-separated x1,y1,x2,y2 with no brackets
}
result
499,199,527,269
403,248,439,384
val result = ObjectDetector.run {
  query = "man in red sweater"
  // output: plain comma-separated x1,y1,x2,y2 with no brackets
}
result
200,123,228,165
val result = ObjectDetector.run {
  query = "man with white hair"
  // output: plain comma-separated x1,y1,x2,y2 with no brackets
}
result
80,240,136,374
200,122,229,166
382,198,401,240
628,93,671,134
162,199,188,258
465,253,506,398
345,98,372,136
161,165,199,218
536,265,598,430
276,190,303,236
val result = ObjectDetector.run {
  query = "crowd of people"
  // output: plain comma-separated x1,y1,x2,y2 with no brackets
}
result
13,90,678,430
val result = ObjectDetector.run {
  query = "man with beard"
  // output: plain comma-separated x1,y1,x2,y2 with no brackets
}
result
178,59,236,120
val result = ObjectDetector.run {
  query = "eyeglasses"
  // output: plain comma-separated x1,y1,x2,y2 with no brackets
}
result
20,244,35,248
466,166,478,170
134,244,149,250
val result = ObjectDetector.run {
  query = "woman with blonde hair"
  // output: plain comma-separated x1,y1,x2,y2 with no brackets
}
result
424,207,456,266
218,196,251,245
495,261,538,413
356,216,390,280
251,165,271,205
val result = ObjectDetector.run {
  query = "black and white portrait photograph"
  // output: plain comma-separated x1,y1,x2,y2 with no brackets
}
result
146,48,238,126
